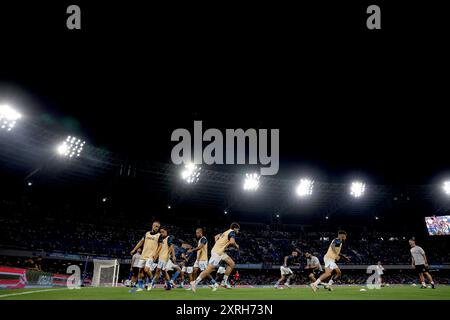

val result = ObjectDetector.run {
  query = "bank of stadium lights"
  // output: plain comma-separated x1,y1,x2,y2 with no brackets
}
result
350,181,366,198
296,178,314,197
0,104,22,131
180,162,201,184
56,136,85,158
243,173,260,191
443,181,450,196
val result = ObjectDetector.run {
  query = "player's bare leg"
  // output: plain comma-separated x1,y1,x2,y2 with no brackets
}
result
311,268,333,292
136,268,146,291
324,269,340,291
424,272,435,289
418,272,426,288
274,274,285,288
143,267,153,289
221,257,235,288
285,274,294,288
149,268,162,291
191,264,216,292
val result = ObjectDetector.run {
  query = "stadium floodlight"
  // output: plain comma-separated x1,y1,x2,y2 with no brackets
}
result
443,181,450,195
296,178,314,197
350,181,366,198
0,104,22,131
180,162,201,184
243,173,260,191
224,210,228,214
167,205,171,209
27,181,32,186
56,136,85,158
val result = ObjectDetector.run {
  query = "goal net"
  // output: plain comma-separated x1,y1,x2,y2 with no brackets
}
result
92,259,120,287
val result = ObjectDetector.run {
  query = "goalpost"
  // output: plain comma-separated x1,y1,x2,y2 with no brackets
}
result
92,259,120,287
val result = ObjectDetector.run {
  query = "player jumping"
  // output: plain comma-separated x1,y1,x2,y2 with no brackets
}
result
190,222,240,292
409,238,435,289
311,230,348,292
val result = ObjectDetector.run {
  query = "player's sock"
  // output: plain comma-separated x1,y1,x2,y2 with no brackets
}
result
274,280,280,287
138,279,144,288
171,271,180,281
194,276,202,285
422,282,426,286
210,278,216,285
313,279,321,286
222,275,229,283
327,279,334,286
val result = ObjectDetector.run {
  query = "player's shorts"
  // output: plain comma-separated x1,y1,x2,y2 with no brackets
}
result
209,252,229,267
415,264,429,273
217,266,226,274
280,266,293,275
165,259,177,272
137,258,157,271
310,269,322,277
157,259,169,270
182,266,194,274
132,267,140,277
194,260,208,271
324,258,339,270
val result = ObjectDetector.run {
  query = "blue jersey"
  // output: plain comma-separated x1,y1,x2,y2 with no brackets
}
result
285,255,297,267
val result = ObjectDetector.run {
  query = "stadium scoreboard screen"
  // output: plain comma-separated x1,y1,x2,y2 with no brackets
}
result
425,216,450,236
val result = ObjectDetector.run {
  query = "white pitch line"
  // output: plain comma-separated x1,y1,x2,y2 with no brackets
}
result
0,288,65,298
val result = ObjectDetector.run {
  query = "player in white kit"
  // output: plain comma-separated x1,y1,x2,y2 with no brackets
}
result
409,238,435,289
304,252,323,283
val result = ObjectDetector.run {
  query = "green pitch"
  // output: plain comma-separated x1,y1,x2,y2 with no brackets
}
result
1,286,449,300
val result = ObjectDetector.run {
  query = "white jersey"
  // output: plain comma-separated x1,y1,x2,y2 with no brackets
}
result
132,252,141,268
376,265,384,275
307,256,323,271
410,246,426,265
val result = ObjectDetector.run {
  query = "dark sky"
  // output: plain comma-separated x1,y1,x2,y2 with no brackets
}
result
1,1,449,186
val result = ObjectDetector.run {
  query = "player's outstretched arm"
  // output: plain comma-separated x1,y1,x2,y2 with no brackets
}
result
131,238,144,255
189,241,205,253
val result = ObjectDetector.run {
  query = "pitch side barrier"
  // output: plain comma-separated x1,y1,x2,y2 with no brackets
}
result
1,249,449,270
0,266,70,289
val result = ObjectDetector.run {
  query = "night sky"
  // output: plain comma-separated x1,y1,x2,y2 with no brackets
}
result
1,2,449,227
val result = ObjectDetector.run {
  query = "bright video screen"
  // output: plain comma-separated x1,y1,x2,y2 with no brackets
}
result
425,216,450,236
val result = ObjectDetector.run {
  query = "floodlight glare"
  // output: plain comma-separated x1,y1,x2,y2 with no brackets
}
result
443,181,450,195
296,178,314,197
0,104,22,131
56,136,85,158
243,173,260,191
350,181,366,198
180,162,201,184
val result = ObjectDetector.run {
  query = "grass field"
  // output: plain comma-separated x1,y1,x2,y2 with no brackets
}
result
0,285,449,300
